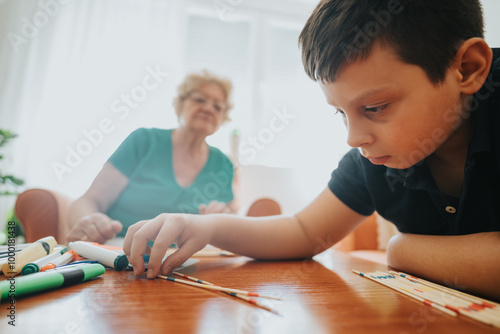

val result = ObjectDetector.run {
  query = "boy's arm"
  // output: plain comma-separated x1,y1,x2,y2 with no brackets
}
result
211,188,368,258
124,187,368,278
386,232,500,301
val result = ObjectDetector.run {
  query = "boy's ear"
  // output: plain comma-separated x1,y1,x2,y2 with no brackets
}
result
454,38,493,95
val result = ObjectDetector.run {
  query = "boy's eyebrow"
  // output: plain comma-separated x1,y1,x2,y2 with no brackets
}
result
350,86,393,105
326,86,394,108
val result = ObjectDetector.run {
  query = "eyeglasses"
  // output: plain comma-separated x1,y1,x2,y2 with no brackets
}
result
186,91,228,113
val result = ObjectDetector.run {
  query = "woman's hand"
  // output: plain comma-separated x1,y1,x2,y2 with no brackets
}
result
199,201,232,214
123,213,212,279
67,212,123,244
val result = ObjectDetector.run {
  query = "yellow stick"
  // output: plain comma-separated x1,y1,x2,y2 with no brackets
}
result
389,270,500,308
356,271,500,328
158,274,281,314
353,270,457,317
158,274,280,300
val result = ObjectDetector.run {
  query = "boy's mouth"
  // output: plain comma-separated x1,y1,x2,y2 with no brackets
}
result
367,156,390,165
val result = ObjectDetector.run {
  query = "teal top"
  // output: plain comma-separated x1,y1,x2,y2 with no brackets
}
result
106,128,234,237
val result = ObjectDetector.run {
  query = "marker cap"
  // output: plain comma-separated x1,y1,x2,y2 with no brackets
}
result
20,263,40,276
41,263,57,271
114,254,129,271
80,263,106,281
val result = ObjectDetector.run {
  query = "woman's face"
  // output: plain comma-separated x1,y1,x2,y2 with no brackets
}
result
178,83,228,136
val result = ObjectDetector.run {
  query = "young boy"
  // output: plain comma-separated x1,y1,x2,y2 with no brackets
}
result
123,0,500,300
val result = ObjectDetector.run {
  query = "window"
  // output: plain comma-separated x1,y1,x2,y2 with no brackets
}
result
184,14,253,153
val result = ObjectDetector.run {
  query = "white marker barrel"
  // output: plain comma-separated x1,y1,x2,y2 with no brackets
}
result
68,241,129,271
21,247,69,275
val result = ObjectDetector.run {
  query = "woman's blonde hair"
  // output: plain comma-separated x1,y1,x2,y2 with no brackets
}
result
173,70,233,123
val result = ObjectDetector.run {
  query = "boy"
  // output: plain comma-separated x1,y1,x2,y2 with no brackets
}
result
123,0,500,300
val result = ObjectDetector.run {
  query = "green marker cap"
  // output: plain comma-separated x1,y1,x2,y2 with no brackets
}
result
81,263,106,281
20,263,40,276
60,246,70,254
113,254,129,271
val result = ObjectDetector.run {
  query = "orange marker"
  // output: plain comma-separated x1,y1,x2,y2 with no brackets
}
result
41,250,77,271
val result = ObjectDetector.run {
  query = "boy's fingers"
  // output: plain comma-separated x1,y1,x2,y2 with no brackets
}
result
128,215,178,277
146,216,186,278
123,220,150,256
160,240,201,275
123,220,152,275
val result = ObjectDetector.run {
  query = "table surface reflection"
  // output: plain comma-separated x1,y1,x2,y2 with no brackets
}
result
1,249,497,334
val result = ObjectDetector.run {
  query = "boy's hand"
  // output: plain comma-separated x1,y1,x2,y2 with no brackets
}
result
67,212,122,243
123,213,212,279
199,201,232,214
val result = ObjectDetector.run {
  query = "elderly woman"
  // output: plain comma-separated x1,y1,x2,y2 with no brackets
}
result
67,70,236,243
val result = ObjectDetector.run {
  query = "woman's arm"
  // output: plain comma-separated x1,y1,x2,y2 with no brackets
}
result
66,162,129,242
124,187,368,278
386,232,500,301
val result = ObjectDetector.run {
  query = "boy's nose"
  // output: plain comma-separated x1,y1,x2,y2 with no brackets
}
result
346,118,373,148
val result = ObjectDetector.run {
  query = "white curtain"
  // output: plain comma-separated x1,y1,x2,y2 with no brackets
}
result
0,0,53,176
0,0,349,206
0,0,189,197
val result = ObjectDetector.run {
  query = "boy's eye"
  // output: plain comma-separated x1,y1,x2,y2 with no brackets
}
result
334,108,345,116
364,105,387,113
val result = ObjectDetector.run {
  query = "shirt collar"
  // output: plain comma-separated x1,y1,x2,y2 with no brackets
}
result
385,160,437,192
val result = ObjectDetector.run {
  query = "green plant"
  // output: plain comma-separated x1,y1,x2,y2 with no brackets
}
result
0,129,25,244
0,129,24,195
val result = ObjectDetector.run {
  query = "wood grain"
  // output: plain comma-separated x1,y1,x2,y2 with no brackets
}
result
0,249,497,333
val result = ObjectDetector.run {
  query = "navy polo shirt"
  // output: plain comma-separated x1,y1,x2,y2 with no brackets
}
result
328,48,500,236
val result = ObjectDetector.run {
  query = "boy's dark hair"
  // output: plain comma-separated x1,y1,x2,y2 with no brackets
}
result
299,0,484,84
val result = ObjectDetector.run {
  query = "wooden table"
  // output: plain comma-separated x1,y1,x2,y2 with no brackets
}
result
1,249,498,333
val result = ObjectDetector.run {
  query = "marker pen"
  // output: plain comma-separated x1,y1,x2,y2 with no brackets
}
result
56,260,98,268
68,241,129,271
0,248,22,258
40,250,78,271
0,243,30,254
1,236,57,276
0,263,105,302
21,247,70,275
